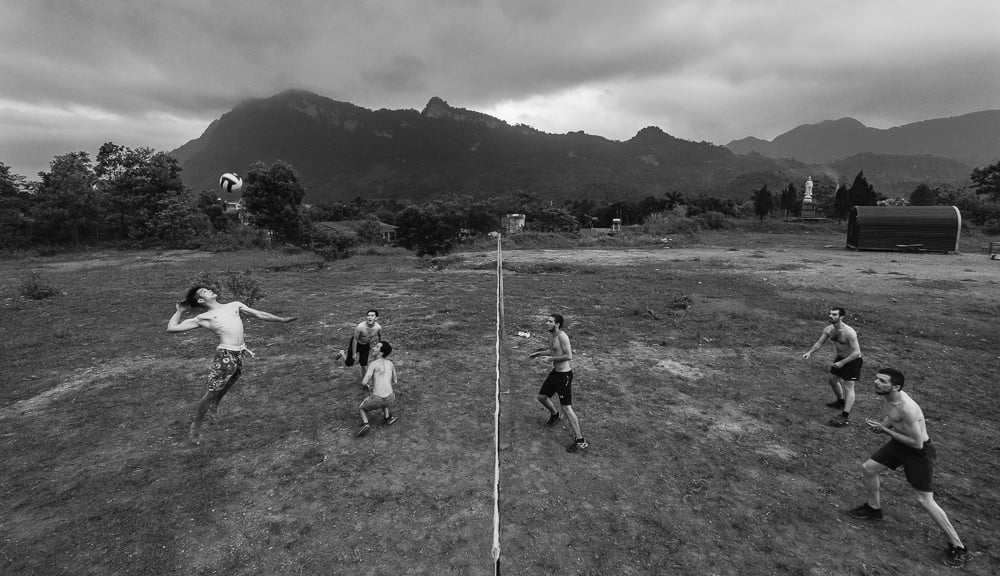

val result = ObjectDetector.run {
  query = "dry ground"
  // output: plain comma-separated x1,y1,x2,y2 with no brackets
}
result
1,228,998,575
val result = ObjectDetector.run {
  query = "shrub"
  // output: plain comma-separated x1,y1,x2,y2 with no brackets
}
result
503,231,580,249
19,273,61,300
312,227,357,261
188,270,266,307
204,227,272,252
642,211,701,236
697,211,728,230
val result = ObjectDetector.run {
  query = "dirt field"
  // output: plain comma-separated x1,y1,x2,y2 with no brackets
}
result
1,229,998,575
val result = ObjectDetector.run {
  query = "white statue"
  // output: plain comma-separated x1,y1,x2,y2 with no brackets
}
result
804,177,814,204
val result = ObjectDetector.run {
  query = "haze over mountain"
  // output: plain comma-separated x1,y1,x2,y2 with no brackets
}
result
170,90,987,204
726,112,1000,167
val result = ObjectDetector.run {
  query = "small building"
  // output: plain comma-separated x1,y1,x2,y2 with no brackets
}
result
223,200,249,225
846,206,961,253
503,214,525,233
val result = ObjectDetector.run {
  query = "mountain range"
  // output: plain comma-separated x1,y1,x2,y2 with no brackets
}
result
170,90,997,204
726,112,1000,167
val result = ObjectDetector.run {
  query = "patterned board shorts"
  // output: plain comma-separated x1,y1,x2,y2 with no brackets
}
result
206,348,244,392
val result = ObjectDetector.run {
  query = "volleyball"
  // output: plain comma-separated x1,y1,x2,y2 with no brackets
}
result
219,173,243,193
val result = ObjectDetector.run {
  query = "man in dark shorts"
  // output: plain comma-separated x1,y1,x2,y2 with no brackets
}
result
530,313,587,452
351,309,382,388
802,307,863,427
847,368,969,568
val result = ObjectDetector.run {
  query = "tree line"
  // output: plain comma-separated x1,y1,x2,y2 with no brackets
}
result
3,143,1000,256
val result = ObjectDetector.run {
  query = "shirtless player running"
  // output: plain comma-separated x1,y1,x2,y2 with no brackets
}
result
530,313,587,453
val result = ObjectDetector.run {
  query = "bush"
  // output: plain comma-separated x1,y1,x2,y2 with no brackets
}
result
697,211,728,230
312,227,357,261
981,218,1000,236
502,231,581,249
19,273,61,300
642,211,701,236
203,227,272,252
188,270,266,307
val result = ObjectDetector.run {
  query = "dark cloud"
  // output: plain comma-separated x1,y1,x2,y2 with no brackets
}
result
2,0,999,178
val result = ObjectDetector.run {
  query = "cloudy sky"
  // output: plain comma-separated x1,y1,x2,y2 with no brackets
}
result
3,0,999,180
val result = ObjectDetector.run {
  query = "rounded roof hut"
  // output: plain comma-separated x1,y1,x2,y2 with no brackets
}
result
846,206,961,253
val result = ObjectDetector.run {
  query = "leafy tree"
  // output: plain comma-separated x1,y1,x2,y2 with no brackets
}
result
595,200,642,227
118,151,198,244
780,183,799,220
94,143,203,245
198,191,233,231
356,215,385,244
688,195,739,218
936,185,1000,226
664,191,685,210
0,162,33,250
525,206,580,233
141,195,213,247
33,152,103,245
752,185,773,222
909,183,937,206
970,160,1000,200
0,162,28,197
461,201,498,235
847,171,878,208
639,195,669,217
565,198,598,228
833,183,851,221
242,160,308,244
394,202,461,256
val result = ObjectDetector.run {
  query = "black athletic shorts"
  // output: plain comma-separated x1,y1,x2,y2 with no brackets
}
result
539,370,573,405
871,438,936,492
831,356,863,381
356,342,372,366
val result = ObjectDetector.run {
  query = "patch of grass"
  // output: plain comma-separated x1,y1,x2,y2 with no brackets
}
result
18,272,61,299
2,234,998,576
501,261,573,274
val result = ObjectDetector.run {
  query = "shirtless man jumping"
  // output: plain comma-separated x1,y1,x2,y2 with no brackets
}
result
530,313,587,453
167,285,296,443
802,307,863,427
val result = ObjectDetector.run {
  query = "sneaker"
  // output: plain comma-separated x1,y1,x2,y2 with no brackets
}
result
566,438,588,453
356,424,370,438
825,399,845,408
828,414,850,427
943,544,969,568
385,415,398,426
546,412,561,426
847,503,884,520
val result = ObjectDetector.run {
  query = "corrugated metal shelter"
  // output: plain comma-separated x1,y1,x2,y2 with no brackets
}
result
846,206,961,252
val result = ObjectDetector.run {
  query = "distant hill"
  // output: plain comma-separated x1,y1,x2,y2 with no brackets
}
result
170,90,987,204
726,112,1000,167
170,90,793,204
